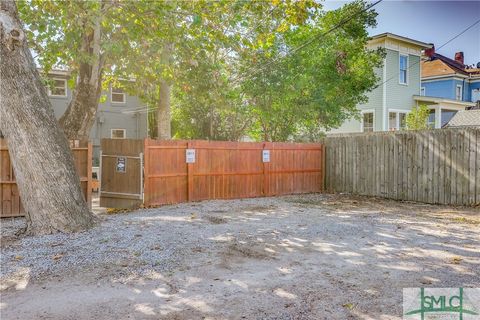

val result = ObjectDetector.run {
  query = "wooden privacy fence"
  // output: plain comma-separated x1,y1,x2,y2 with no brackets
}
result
144,139,325,206
324,128,480,206
0,139,92,218
100,139,144,209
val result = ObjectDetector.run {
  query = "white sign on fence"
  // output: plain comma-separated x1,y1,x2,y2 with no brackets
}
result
116,157,126,173
262,150,270,163
186,149,196,163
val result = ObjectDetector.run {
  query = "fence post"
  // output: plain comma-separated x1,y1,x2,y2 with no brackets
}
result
139,152,144,204
187,141,194,201
321,143,326,192
143,139,149,206
87,142,92,209
263,142,269,197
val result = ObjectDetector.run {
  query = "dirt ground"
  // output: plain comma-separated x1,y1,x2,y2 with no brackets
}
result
1,193,479,320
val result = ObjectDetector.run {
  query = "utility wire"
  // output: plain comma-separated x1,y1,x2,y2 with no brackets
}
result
125,11,480,116
124,0,385,115
231,0,384,84
373,18,480,90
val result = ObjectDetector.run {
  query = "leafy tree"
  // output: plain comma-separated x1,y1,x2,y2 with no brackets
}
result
0,0,94,235
406,104,430,130
242,0,384,141
18,0,137,139
118,0,321,140
19,0,383,143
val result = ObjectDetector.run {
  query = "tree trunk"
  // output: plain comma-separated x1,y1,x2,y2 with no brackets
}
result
157,43,172,140
0,0,95,235
157,80,171,139
58,3,104,140
59,63,103,140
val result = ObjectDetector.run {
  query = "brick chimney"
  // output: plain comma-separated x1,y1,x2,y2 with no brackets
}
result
424,45,435,58
454,51,464,65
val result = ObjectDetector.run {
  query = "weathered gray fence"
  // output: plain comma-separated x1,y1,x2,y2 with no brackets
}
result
324,128,480,206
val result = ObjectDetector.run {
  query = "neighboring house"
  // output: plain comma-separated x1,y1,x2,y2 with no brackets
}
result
417,49,479,128
328,33,432,134
445,109,480,128
45,70,148,164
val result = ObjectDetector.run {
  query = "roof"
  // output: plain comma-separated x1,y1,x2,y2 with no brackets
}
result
430,53,468,75
369,32,432,49
421,52,480,79
446,110,480,127
421,59,457,78
37,68,71,77
413,95,476,108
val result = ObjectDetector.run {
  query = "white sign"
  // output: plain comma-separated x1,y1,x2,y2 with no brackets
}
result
116,157,126,173
262,150,270,163
186,149,196,163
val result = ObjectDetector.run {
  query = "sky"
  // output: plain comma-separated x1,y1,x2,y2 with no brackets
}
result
323,0,480,65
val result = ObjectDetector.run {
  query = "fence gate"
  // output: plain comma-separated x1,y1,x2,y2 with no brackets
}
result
99,139,144,209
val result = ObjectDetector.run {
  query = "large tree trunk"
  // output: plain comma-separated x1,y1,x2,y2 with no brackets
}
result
0,0,95,235
58,3,104,140
157,80,171,139
59,63,103,140
157,43,172,140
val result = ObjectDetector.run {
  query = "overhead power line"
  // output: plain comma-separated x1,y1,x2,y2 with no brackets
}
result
231,0,384,84
374,18,480,90
124,0,385,115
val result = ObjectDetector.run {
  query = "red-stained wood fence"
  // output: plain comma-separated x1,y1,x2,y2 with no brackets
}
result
143,139,325,206
0,139,92,218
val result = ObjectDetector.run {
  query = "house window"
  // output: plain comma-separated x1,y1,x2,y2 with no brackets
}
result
388,111,408,131
48,78,67,97
399,54,408,84
455,85,462,101
420,87,426,96
362,112,374,132
472,89,480,103
111,129,126,139
111,87,126,104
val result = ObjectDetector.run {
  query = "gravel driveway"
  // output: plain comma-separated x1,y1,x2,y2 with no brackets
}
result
1,194,479,319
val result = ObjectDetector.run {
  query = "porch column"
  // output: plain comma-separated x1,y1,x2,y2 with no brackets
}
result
435,107,442,129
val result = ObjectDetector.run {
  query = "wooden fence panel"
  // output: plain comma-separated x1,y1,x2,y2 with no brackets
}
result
1,139,92,218
100,139,144,209
324,128,480,206
144,139,325,206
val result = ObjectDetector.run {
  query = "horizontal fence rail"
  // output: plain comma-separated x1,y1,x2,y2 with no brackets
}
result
324,128,480,206
0,139,92,218
144,139,325,206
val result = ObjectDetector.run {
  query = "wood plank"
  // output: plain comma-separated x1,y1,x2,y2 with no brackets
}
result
476,130,480,205
1,139,92,217
445,130,452,205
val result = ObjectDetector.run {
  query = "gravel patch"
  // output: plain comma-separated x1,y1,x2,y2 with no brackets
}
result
1,193,479,320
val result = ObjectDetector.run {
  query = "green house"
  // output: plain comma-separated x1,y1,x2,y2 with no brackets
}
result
328,33,432,134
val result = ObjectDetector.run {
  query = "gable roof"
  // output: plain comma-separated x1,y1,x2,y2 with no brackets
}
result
422,59,458,78
421,52,475,79
369,32,432,49
446,110,480,127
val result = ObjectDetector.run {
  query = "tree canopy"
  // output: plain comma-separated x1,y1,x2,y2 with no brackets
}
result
19,0,383,142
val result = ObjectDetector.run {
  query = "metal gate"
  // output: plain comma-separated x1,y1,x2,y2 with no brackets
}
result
99,139,144,209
